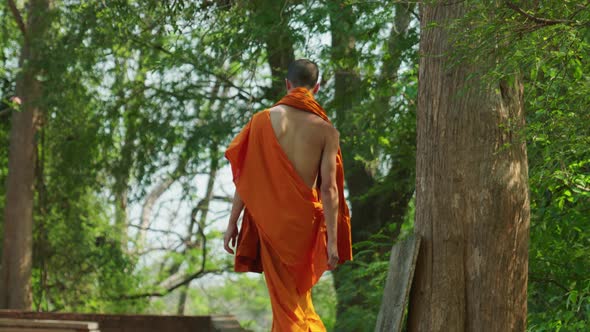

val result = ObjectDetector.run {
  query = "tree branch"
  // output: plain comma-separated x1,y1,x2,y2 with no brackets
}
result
127,223,186,242
7,0,27,35
529,275,570,293
118,269,226,299
574,183,590,192
136,177,176,249
121,170,228,301
127,36,260,103
121,222,224,300
505,1,576,26
212,195,231,203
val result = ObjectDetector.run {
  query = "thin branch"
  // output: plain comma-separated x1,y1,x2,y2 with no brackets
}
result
125,206,221,299
505,1,576,26
134,246,178,256
529,275,570,293
127,36,259,103
118,269,226,299
7,0,26,35
212,195,231,203
127,223,186,241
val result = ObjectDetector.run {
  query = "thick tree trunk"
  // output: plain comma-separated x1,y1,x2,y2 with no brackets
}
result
408,2,530,331
1,0,51,309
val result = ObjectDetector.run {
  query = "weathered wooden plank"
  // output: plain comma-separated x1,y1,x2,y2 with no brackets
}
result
0,329,95,332
0,318,99,331
374,233,421,332
211,315,247,332
0,311,215,332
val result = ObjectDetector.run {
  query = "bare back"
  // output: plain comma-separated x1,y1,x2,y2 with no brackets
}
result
269,105,334,189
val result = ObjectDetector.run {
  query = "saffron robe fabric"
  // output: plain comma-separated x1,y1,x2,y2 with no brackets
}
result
225,87,352,330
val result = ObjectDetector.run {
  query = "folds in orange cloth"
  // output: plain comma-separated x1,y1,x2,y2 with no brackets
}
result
225,87,352,330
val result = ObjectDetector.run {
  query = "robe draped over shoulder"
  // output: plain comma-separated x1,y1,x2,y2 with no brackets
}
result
224,87,352,294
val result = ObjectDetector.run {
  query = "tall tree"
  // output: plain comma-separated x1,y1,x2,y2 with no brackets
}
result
408,1,530,330
1,0,52,309
253,0,294,101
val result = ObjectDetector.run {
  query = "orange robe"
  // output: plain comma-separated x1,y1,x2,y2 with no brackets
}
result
225,87,352,331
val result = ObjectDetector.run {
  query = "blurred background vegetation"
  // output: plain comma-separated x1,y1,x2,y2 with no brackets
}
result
0,1,588,331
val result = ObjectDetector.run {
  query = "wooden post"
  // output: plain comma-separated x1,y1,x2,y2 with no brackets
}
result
375,234,421,332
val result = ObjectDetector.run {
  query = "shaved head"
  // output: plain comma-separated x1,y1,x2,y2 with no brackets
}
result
287,59,319,88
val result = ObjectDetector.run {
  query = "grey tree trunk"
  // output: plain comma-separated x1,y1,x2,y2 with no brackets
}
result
408,2,530,331
177,146,218,315
1,0,51,309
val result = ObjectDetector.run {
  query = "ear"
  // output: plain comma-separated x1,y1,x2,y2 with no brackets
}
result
312,82,320,94
285,79,292,91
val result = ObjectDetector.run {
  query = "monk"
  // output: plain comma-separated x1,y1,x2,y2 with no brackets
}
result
223,59,352,331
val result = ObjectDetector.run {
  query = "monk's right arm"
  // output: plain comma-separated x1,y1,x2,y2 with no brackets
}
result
224,190,244,254
321,127,340,268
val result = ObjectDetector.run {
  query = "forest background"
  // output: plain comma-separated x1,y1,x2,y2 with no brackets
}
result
0,1,588,331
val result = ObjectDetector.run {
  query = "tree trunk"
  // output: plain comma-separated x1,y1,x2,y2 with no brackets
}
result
112,56,146,249
328,5,365,321
1,0,51,309
176,282,190,315
176,146,218,315
251,0,295,101
408,2,530,331
136,177,175,250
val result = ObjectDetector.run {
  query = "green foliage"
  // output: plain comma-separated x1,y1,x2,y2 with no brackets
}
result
332,202,415,331
1,0,588,329
33,190,146,312
526,45,590,330
452,2,590,330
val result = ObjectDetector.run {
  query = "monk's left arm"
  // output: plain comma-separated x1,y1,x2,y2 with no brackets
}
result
228,190,245,226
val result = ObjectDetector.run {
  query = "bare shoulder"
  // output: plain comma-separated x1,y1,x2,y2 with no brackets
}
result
316,121,338,151
321,121,339,139
268,105,288,114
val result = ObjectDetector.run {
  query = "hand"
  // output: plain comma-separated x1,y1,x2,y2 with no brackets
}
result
327,239,339,269
224,222,239,255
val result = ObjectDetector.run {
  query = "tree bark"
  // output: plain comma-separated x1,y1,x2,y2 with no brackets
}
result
408,2,530,331
1,0,51,310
